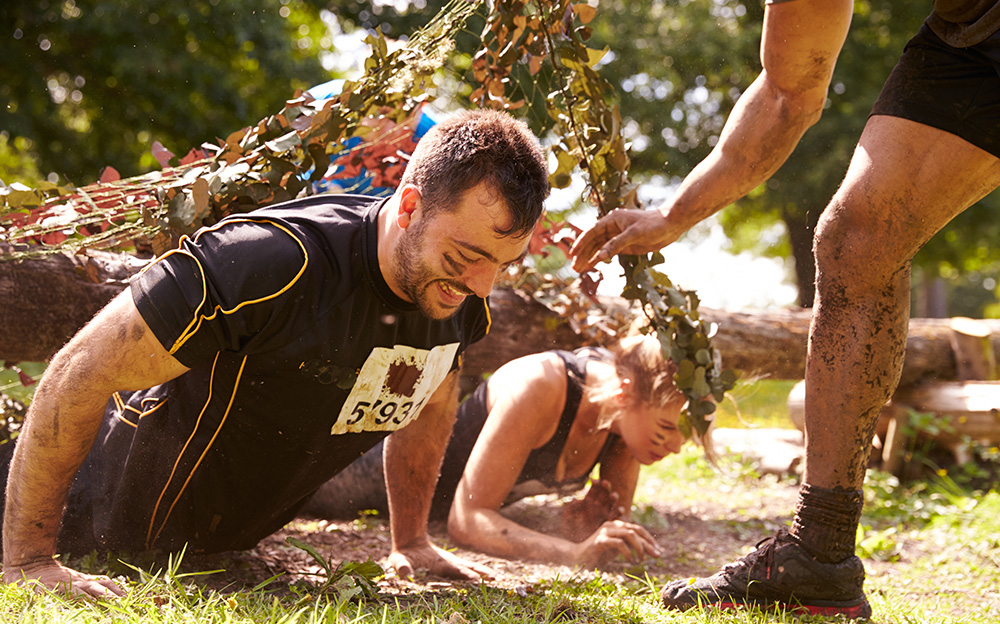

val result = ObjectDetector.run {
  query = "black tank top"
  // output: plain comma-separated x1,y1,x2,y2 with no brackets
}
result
429,347,620,516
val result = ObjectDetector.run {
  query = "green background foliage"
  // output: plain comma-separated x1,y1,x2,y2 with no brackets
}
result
0,0,334,182
2,0,997,314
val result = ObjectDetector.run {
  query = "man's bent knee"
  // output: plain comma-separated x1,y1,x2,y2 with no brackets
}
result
812,201,912,295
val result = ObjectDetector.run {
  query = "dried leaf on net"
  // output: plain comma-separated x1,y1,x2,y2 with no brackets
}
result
0,0,735,440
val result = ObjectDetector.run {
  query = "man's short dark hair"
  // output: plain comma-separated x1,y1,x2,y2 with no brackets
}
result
401,109,549,238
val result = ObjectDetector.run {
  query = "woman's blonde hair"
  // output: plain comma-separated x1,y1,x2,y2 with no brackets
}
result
588,333,681,430
587,331,716,462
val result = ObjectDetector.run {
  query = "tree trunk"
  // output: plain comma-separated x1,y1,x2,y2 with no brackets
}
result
0,247,149,362
781,206,819,308
4,253,1000,390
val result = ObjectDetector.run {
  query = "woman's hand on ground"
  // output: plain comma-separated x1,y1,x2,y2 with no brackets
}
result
573,519,663,568
560,479,623,542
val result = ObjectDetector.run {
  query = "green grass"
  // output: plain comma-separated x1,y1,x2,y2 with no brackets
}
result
1,378,997,622
4,449,997,623
713,379,799,430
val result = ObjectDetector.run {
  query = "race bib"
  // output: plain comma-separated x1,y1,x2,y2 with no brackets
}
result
331,342,459,435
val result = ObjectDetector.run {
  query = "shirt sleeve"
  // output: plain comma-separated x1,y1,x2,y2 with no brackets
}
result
131,216,318,367
454,296,491,371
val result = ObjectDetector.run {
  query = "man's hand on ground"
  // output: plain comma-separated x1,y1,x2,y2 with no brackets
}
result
2,559,125,599
388,542,495,581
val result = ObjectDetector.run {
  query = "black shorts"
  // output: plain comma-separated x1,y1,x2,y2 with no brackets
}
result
872,22,1000,158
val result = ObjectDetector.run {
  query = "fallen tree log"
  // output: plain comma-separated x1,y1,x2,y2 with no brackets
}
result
3,252,1000,388
0,247,149,362
465,296,1000,389
697,309,1000,387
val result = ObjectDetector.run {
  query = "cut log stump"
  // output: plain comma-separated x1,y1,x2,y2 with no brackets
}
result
787,379,1000,475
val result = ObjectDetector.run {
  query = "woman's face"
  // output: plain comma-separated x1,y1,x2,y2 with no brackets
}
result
617,395,686,465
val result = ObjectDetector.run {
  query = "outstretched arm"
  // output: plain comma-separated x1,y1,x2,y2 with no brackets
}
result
571,0,854,271
2,290,189,597
447,355,660,567
383,370,494,581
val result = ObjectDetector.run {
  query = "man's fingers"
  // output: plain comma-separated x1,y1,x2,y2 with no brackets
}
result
95,575,126,597
70,578,121,600
569,215,622,272
429,559,492,582
466,560,496,580
450,560,494,582
387,554,415,579
389,546,494,582
10,564,126,601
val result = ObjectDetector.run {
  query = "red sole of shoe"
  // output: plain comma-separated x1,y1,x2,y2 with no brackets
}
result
715,600,872,619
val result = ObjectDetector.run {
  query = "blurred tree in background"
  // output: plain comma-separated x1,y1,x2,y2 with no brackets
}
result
584,0,999,314
1,0,335,182
2,0,997,316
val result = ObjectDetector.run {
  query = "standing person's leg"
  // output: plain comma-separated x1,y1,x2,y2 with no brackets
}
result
662,119,1000,621
794,114,1000,563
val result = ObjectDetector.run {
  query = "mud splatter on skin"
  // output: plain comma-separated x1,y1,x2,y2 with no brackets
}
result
131,322,145,342
797,52,834,93
808,194,913,488
809,267,911,488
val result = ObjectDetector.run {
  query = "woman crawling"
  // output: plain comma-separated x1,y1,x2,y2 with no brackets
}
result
302,333,697,567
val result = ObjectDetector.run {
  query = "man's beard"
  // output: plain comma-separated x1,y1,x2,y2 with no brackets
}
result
391,216,469,320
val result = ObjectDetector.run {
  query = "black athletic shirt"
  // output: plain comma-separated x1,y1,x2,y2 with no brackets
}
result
64,194,490,554
929,1,1000,47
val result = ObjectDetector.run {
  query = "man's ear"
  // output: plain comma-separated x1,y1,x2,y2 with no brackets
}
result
397,185,421,229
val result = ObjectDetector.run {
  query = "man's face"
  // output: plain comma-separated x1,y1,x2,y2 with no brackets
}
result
392,183,532,320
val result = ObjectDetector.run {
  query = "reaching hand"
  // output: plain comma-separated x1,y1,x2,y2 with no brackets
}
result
570,208,675,273
2,559,125,599
388,541,495,582
573,519,663,568
560,480,623,542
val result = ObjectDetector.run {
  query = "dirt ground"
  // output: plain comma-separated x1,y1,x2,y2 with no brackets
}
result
177,481,804,598
162,472,997,619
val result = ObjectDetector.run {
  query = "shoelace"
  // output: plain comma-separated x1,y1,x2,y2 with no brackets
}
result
723,533,779,580
754,535,778,580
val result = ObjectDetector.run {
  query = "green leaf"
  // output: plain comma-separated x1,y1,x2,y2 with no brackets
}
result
286,536,333,577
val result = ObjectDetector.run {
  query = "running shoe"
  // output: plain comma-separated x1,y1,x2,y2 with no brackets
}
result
660,527,872,619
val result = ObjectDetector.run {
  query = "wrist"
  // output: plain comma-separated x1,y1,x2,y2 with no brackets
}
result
652,207,685,246
569,540,589,567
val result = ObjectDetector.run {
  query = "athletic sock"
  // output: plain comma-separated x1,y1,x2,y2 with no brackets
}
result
789,483,864,564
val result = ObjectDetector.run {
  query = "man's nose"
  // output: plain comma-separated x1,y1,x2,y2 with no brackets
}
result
463,262,501,299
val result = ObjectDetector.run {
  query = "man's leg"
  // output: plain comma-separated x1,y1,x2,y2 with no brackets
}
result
298,441,389,519
662,115,1000,618
794,114,1000,555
